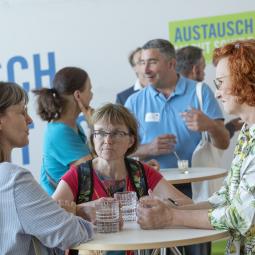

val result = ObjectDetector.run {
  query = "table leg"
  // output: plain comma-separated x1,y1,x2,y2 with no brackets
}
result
151,249,160,255
153,247,182,255
169,247,182,255
160,248,166,255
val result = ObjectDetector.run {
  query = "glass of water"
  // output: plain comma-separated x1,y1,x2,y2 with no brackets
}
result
95,198,120,233
114,191,137,222
177,160,189,174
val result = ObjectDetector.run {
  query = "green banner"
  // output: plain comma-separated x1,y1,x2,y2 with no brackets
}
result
169,11,255,63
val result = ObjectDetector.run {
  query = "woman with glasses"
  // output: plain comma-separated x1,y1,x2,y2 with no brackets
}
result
52,103,191,220
0,82,94,255
34,67,93,195
137,39,255,255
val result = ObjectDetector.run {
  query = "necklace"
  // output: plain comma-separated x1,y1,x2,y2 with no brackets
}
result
95,170,126,197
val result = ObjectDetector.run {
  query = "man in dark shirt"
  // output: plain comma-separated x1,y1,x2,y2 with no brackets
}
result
116,47,147,105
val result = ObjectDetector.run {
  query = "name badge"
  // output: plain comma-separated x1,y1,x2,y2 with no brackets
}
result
145,112,160,122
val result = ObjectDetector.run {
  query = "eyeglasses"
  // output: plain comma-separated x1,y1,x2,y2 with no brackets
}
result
93,130,130,140
213,75,230,90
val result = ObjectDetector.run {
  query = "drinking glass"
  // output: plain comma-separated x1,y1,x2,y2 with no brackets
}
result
95,198,120,233
114,191,137,222
177,160,189,174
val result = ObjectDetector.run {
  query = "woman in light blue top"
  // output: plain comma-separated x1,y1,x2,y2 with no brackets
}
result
0,82,94,255
34,67,93,195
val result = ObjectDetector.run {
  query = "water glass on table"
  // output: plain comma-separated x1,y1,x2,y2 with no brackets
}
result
95,198,120,233
177,159,189,174
114,191,137,222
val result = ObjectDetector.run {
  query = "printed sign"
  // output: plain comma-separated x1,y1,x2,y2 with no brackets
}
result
169,11,255,63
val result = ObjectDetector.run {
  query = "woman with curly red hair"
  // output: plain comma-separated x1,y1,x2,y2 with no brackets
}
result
137,39,255,255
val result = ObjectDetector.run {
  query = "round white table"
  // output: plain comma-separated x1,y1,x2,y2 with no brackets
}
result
161,167,228,184
75,222,228,253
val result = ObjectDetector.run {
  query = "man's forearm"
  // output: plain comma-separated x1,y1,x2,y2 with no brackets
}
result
208,120,230,149
131,144,152,159
178,201,211,210
172,208,213,229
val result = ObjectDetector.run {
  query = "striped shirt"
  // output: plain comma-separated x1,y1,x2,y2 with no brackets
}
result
0,162,94,255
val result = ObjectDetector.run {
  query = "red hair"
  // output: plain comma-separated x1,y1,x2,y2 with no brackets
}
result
213,39,255,106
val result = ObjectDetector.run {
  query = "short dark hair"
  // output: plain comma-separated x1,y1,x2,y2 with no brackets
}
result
176,46,203,76
128,47,142,67
33,67,88,121
89,103,139,156
142,39,176,59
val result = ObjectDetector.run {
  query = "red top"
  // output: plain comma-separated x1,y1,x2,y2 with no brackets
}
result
62,162,163,201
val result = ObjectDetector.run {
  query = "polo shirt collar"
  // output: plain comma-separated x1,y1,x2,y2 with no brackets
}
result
148,84,159,97
147,75,187,98
172,75,187,96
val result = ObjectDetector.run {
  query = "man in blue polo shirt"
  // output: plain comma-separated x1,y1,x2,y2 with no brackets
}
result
125,39,230,255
